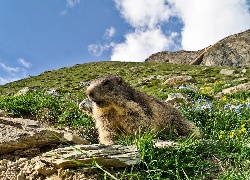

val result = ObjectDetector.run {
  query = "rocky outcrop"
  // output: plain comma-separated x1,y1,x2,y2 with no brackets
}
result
0,117,88,154
145,49,203,64
0,117,142,179
0,144,140,179
145,29,250,67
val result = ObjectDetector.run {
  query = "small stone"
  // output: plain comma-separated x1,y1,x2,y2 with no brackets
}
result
165,93,188,105
154,140,178,148
34,161,57,176
214,92,224,99
0,165,6,171
220,69,235,76
63,133,89,145
241,69,247,73
0,110,5,117
45,88,59,96
164,76,196,85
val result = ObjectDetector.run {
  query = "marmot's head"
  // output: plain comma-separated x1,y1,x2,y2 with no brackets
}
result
86,75,129,107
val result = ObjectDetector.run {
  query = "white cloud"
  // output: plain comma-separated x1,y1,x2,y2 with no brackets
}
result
89,0,250,61
0,63,19,73
60,9,69,16
110,0,179,61
88,27,116,57
60,0,80,16
18,58,32,68
0,77,19,85
67,0,81,8
104,27,116,39
114,0,174,29
111,29,179,61
0,59,32,85
88,42,115,57
169,0,250,50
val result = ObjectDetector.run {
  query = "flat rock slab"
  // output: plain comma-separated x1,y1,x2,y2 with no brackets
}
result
164,76,196,85
0,117,88,155
222,82,250,94
42,144,140,168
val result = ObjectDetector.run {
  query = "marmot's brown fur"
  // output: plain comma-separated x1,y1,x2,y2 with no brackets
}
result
80,75,200,145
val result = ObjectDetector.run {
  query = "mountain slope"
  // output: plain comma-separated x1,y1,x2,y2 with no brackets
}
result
0,61,249,96
145,29,250,67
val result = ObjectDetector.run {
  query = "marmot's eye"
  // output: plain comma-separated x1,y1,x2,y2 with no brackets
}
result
103,80,110,86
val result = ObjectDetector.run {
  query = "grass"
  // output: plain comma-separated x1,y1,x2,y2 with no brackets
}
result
0,61,250,179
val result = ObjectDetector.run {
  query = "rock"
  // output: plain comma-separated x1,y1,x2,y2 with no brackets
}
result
42,144,140,168
15,87,32,96
34,161,57,176
145,49,203,64
40,69,55,75
0,110,5,117
63,133,89,145
15,87,41,96
219,69,235,76
79,81,90,87
154,140,178,148
145,29,250,67
165,93,189,105
45,88,59,96
163,76,196,85
221,82,250,94
0,117,88,154
214,92,224,99
241,69,247,73
201,29,250,67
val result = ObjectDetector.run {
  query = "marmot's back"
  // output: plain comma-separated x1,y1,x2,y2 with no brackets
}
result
81,75,200,145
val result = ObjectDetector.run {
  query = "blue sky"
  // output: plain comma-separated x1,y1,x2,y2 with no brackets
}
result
0,0,250,85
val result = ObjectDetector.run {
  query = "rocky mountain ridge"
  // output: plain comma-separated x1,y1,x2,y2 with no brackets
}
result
145,29,250,67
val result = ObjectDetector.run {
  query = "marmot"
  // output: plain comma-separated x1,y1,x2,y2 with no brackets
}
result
79,75,200,145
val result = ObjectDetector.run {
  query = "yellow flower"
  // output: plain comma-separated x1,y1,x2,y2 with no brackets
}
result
240,124,246,133
222,96,227,101
201,86,212,94
218,130,224,139
218,135,223,140
214,81,223,85
205,87,212,91
229,131,235,138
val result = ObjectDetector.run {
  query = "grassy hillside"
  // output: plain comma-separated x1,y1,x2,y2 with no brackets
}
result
0,61,249,96
0,61,250,179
